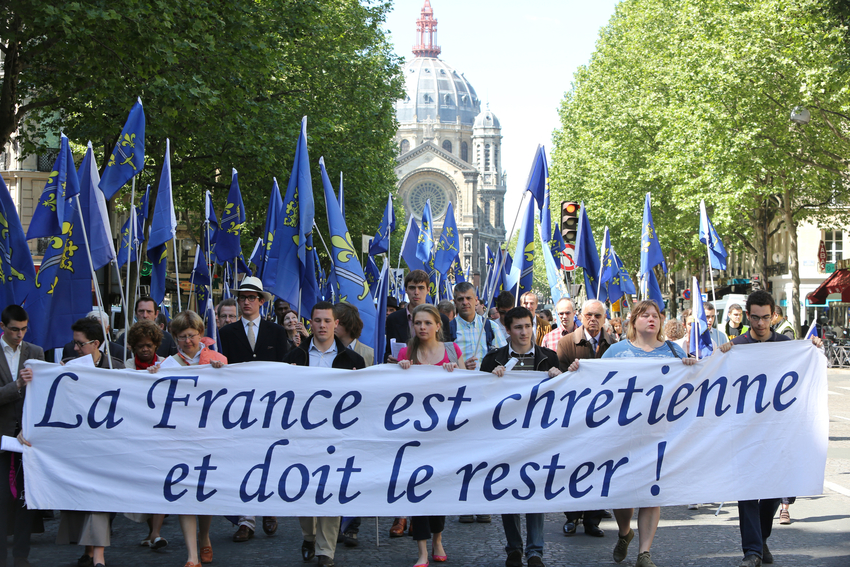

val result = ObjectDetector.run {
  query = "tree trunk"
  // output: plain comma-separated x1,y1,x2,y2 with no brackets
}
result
782,187,801,336
0,17,23,152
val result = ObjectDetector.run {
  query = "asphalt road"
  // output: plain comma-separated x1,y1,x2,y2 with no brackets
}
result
17,370,850,567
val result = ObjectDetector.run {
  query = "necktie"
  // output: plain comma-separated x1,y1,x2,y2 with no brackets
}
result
248,321,256,350
591,336,598,354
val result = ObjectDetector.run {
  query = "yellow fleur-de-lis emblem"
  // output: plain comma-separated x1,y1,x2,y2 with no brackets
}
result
331,232,357,263
41,192,57,212
0,212,9,240
227,222,245,235
445,227,454,237
283,189,299,228
59,222,78,271
108,154,116,167
265,231,274,251
524,241,534,262
45,170,59,186
121,133,136,148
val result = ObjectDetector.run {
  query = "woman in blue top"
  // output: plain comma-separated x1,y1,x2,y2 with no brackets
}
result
601,300,695,567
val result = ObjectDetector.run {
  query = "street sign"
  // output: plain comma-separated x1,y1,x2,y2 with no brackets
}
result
818,239,827,272
562,243,576,272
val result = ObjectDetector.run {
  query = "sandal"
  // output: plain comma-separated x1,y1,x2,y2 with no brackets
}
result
140,537,152,547
151,536,168,550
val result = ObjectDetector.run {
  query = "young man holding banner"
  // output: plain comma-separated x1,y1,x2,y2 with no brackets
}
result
718,291,822,567
481,306,560,567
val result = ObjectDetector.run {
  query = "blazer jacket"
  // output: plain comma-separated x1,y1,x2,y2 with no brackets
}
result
219,319,290,363
556,326,614,368
0,340,44,439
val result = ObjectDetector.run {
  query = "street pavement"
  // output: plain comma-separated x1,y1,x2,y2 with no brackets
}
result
20,370,850,567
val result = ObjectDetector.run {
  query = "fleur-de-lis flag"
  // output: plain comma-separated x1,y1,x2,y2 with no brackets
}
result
27,135,80,240
434,202,459,274
215,169,245,264
506,196,536,299
416,199,434,264
99,98,145,201
147,140,177,305
258,178,283,284
574,201,601,300
0,176,35,307
640,192,667,277
320,157,377,352
368,193,396,257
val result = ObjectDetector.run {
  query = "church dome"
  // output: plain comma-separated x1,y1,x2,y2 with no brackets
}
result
395,0,481,126
473,108,500,129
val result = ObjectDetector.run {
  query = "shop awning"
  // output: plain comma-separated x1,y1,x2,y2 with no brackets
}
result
807,269,850,305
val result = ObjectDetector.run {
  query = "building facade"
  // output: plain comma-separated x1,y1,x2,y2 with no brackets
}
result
394,0,506,277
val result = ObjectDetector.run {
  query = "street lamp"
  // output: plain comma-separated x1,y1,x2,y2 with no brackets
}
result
790,106,811,125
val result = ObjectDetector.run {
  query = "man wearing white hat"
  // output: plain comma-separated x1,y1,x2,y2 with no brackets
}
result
218,276,290,541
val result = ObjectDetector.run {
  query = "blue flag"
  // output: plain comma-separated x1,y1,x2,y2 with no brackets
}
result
147,140,177,305
202,190,218,261
608,249,636,303
400,216,427,273
338,172,345,220
258,179,283,283
320,158,377,352
574,201,601,300
139,185,150,220
115,206,144,268
434,202,460,274
374,262,390,364
416,199,434,264
550,222,565,263
27,135,80,240
364,256,381,299
598,227,617,295
640,193,667,276
699,200,728,270
689,276,713,358
540,224,568,303
189,245,211,288
484,248,508,309
99,98,145,201
506,197,535,298
215,169,245,264
368,194,396,256
450,255,466,284
643,268,665,312
24,190,92,350
270,117,316,309
203,294,218,351
76,143,116,271
0,176,35,306
525,145,548,211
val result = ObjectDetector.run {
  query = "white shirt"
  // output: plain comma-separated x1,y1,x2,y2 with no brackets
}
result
309,339,338,368
242,316,262,343
2,336,20,382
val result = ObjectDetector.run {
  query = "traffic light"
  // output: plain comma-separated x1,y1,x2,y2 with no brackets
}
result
561,201,580,243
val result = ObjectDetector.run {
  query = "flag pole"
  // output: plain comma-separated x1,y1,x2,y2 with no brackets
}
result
172,237,182,311
472,191,531,358
74,195,114,369
596,227,607,299
124,177,136,358
706,240,717,307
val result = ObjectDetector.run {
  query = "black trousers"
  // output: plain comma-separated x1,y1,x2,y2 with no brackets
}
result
0,452,33,561
738,498,781,558
565,510,604,527
411,516,445,541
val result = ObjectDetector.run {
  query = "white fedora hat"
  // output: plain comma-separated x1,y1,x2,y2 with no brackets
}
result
231,276,272,302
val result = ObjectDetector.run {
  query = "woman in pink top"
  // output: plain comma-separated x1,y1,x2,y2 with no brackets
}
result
398,304,465,567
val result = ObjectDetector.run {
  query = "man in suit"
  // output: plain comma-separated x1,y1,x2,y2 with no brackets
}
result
520,291,551,346
556,299,614,540
218,277,289,542
284,302,365,567
0,305,44,567
115,297,178,358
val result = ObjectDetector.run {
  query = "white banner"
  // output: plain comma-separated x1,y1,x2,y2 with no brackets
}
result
22,342,827,515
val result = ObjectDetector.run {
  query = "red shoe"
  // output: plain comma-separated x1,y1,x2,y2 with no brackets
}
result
414,563,429,567
432,554,448,562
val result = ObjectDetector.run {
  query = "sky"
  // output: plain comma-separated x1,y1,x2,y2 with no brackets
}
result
384,0,622,236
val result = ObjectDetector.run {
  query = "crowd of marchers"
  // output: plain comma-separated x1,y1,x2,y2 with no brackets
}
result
0,270,822,567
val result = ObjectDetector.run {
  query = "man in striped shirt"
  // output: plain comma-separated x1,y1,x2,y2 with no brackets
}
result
541,298,577,351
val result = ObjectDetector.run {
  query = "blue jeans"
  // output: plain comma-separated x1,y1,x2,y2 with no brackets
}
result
502,513,544,558
738,499,780,558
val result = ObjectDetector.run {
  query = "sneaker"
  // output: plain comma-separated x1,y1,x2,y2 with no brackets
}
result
739,554,762,567
505,550,523,567
476,514,492,523
687,504,699,510
762,543,773,564
458,515,475,523
343,531,358,547
527,556,545,567
778,509,791,524
636,551,656,567
612,529,634,563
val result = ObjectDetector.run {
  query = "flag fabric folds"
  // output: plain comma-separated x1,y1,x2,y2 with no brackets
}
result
76,143,116,271
434,202,460,274
689,277,713,358
147,140,177,305
215,169,245,264
549,221,565,263
364,256,381,299
0,176,35,307
368,194,396,257
416,200,434,264
450,256,466,284
506,196,535,299
597,227,616,301
373,262,390,364
400,216,427,273
607,250,636,303
525,145,548,211
540,224,568,303
699,200,728,270
639,193,667,276
257,179,283,283
202,191,219,261
574,201,601,300
99,98,145,201
27,135,80,240
115,206,144,268
644,268,665,311
189,245,211,288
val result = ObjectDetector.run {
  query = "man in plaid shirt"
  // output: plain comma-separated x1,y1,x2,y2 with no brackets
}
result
451,282,506,371
541,298,578,351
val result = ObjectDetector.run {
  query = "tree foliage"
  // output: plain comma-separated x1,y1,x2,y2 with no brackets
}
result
550,0,850,308
2,0,404,253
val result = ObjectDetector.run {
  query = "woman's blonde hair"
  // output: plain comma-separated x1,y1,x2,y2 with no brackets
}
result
170,310,205,338
406,304,444,364
626,300,666,343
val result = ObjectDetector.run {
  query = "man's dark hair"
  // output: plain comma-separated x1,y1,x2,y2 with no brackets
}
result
495,291,515,310
453,281,475,296
311,301,336,318
404,269,429,287
135,295,158,312
216,298,238,316
504,307,533,329
704,301,715,311
1,305,28,326
746,290,775,314
333,303,363,339
274,298,290,309
774,305,784,317
728,303,743,313
71,317,105,344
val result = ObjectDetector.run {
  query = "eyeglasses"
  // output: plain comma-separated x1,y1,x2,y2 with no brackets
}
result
73,339,96,348
748,314,772,323
176,333,200,342
583,313,604,320
238,295,259,303
5,326,27,333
